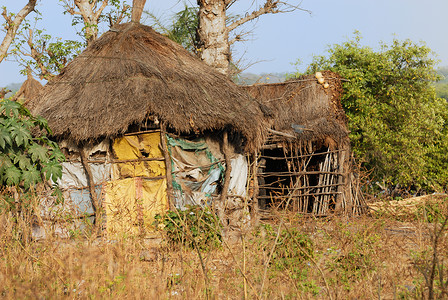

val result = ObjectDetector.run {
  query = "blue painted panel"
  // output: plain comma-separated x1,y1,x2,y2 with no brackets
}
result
69,185,102,215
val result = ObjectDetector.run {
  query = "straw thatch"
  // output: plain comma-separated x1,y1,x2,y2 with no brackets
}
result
241,71,348,148
13,73,43,108
32,22,266,151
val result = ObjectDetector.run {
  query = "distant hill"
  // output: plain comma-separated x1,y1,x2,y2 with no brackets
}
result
435,67,448,100
437,67,448,83
236,72,288,85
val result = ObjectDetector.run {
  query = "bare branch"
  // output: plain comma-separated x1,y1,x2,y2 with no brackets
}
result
60,1,79,15
108,4,130,27
64,0,111,43
1,8,12,24
228,30,251,45
25,28,54,80
0,0,37,64
225,0,237,8
94,0,109,20
227,0,310,33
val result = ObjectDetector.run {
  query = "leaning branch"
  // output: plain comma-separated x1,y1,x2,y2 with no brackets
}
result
0,0,37,64
93,0,109,20
226,0,310,33
226,0,280,33
25,29,54,80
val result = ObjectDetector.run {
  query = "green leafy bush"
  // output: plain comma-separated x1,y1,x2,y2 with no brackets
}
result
415,200,448,223
255,224,316,293
326,223,380,290
296,33,448,192
271,227,314,271
0,98,64,189
154,206,222,251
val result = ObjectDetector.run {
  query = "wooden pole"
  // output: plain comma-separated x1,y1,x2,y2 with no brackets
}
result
250,153,260,226
160,122,176,210
335,143,349,214
79,147,100,225
218,131,232,227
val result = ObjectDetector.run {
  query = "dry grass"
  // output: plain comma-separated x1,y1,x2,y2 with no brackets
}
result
1,194,447,299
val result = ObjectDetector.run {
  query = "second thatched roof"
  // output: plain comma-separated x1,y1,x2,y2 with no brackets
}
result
241,71,349,147
32,22,266,151
13,73,44,109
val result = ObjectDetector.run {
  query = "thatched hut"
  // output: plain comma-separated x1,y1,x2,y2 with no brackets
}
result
242,71,366,216
13,72,43,107
32,21,267,236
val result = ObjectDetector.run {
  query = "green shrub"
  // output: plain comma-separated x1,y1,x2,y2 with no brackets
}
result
154,205,222,251
0,98,64,190
271,227,314,271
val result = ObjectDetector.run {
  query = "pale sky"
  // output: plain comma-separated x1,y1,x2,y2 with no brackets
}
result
1,0,447,86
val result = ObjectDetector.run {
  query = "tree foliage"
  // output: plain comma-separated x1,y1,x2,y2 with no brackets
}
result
0,98,64,189
303,33,448,192
6,1,130,81
145,4,199,54
11,23,84,80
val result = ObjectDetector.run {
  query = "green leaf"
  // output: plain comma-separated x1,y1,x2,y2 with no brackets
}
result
22,166,42,188
42,161,62,182
51,185,64,204
5,166,22,186
1,99,21,118
10,122,32,147
13,153,31,171
0,154,13,174
33,115,51,133
0,126,12,149
28,143,49,163
49,148,66,162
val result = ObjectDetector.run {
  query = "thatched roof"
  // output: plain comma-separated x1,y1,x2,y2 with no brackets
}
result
13,73,43,108
32,22,266,151
241,71,349,147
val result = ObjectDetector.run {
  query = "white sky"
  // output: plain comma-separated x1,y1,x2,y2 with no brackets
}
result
1,0,447,85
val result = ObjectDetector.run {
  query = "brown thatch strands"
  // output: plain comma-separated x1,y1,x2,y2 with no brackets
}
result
13,74,43,108
33,22,266,151
241,71,349,147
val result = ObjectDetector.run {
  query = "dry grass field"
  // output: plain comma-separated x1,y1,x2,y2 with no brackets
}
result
0,194,447,299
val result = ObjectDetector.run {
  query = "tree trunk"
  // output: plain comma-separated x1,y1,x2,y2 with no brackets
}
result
197,0,229,75
131,0,146,23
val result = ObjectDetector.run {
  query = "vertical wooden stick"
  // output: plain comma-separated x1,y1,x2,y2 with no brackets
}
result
251,153,260,227
335,144,348,214
242,235,248,300
79,147,100,226
219,131,232,227
160,122,176,210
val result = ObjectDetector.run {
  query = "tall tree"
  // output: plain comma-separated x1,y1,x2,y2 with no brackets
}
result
8,1,130,80
0,0,37,64
196,0,308,75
